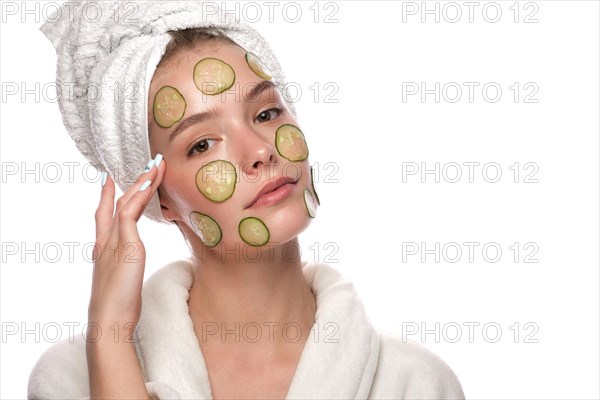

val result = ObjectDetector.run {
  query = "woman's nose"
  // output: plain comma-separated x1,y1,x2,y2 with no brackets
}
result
239,126,277,177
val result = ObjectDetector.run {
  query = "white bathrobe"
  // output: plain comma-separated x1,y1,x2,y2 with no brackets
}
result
28,260,464,399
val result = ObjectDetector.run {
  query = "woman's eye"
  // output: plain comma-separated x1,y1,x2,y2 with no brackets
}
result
190,139,217,155
256,107,282,123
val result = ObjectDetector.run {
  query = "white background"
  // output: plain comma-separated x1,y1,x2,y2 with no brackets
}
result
1,1,599,398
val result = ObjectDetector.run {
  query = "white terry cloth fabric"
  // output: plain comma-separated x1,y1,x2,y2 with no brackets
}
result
28,260,465,399
39,1,296,224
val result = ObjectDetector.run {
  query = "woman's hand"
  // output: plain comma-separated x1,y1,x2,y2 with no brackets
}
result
86,154,165,399
89,154,165,328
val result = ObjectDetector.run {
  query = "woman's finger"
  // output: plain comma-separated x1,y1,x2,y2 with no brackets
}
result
95,172,116,243
113,154,163,217
115,157,166,243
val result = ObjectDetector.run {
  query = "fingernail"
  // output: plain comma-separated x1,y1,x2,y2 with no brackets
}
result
100,172,108,187
139,180,152,191
143,159,156,172
154,153,163,168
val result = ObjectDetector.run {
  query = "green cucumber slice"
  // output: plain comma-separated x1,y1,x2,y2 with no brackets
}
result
190,212,222,248
310,166,321,206
195,160,237,202
153,86,186,128
303,189,317,218
193,57,235,95
275,124,309,162
245,52,272,80
239,217,270,246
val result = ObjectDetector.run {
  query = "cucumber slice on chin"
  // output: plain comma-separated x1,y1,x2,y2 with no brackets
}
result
239,217,270,246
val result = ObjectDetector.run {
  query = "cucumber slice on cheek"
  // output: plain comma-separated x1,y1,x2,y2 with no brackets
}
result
303,189,317,218
190,212,222,248
195,160,237,202
153,86,186,128
275,124,309,162
239,217,270,246
193,58,236,95
245,52,272,80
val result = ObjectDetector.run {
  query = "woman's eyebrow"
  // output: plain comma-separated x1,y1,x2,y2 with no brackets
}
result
244,80,275,103
167,80,275,144
169,107,221,143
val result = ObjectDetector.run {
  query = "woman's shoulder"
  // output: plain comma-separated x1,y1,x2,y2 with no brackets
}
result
27,260,194,400
27,334,182,400
371,331,465,399
144,258,195,285
300,263,464,398
28,335,89,399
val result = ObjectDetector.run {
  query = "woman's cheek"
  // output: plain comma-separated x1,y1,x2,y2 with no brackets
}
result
187,178,316,249
189,211,222,248
186,125,319,249
195,159,237,203
188,158,237,248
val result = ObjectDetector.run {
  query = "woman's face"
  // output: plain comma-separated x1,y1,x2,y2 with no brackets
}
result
148,40,318,250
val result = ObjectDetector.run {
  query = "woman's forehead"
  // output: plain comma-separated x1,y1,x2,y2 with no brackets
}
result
148,41,278,136
152,42,249,88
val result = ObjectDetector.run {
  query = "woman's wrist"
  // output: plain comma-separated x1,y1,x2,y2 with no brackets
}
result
86,333,149,399
86,316,140,342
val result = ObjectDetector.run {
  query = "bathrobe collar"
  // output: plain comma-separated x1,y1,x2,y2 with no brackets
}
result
134,259,380,399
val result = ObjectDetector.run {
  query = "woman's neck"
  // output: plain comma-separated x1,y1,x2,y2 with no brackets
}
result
186,237,317,348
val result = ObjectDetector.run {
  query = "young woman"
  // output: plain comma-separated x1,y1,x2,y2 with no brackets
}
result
30,2,464,399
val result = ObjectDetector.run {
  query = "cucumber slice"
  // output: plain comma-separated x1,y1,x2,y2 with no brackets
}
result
303,189,317,218
190,211,222,248
195,160,237,202
193,58,235,95
239,217,270,246
245,52,272,80
153,86,186,128
310,166,321,206
275,124,309,162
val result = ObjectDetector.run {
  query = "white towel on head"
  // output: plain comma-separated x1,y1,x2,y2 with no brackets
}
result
40,0,296,223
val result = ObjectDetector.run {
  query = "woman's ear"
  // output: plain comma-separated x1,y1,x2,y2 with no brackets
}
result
158,187,180,222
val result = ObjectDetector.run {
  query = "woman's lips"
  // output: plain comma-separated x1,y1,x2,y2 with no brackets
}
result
247,182,297,209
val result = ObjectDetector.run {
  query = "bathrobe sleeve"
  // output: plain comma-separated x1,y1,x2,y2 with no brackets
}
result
371,333,465,399
27,336,182,399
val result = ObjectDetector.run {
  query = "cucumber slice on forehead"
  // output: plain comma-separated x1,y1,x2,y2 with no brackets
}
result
239,217,270,246
245,52,272,80
193,58,236,95
195,160,237,202
153,86,186,128
190,212,222,248
275,124,309,162
303,189,317,218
